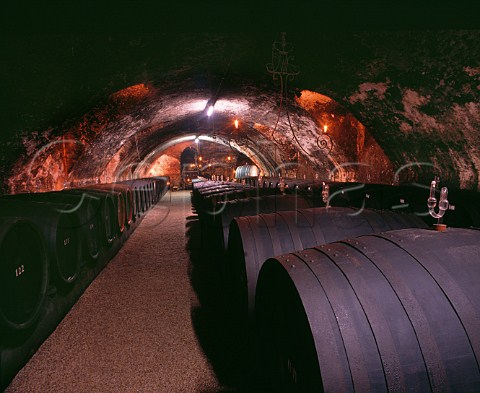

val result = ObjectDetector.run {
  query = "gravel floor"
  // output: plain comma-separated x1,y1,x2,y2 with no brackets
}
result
5,191,240,393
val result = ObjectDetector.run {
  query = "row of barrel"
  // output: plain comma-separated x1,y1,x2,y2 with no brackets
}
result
0,176,169,391
259,177,480,228
192,179,480,392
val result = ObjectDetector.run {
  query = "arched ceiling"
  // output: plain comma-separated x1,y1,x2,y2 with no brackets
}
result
68,85,334,178
1,15,479,192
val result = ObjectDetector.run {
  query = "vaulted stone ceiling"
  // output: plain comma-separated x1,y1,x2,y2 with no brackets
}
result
1,5,479,192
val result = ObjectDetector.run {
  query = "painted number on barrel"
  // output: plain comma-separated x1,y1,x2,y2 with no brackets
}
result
64,237,70,246
15,264,25,277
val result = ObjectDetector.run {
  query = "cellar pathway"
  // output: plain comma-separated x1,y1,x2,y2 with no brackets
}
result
5,191,235,393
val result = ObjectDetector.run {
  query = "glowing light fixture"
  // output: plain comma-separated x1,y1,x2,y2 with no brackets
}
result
195,137,200,144
207,105,214,117
323,125,328,133
234,119,239,129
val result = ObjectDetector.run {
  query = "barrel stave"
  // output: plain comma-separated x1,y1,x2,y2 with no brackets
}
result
256,228,480,393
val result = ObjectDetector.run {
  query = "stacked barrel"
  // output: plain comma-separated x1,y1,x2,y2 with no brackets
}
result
193,178,480,392
256,228,480,393
0,176,169,390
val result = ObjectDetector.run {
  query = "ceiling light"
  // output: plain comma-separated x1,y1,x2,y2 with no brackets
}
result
207,105,214,117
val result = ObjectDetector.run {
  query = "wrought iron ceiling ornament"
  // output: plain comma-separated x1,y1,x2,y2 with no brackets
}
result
266,32,299,84
316,129,333,154
266,33,332,157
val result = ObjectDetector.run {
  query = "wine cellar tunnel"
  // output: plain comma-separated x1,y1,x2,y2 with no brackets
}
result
1,7,480,393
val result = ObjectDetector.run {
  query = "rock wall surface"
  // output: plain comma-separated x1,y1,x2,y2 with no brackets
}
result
2,31,479,192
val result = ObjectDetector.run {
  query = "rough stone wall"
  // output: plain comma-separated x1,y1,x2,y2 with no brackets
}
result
148,154,181,186
3,32,479,192
322,30,480,189
296,90,395,183
6,84,154,192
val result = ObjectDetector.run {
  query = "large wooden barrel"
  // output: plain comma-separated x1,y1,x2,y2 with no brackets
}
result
444,188,480,228
144,181,155,206
138,184,150,212
235,165,259,179
194,187,250,215
119,179,157,213
196,185,241,199
286,182,410,209
66,188,117,245
352,184,480,229
132,187,143,216
0,218,49,332
201,188,246,206
0,199,82,287
84,185,128,231
192,180,224,191
193,180,247,192
117,180,141,216
149,176,170,202
205,194,319,253
227,207,428,320
2,190,103,261
192,181,239,196
96,183,134,226
255,227,480,393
